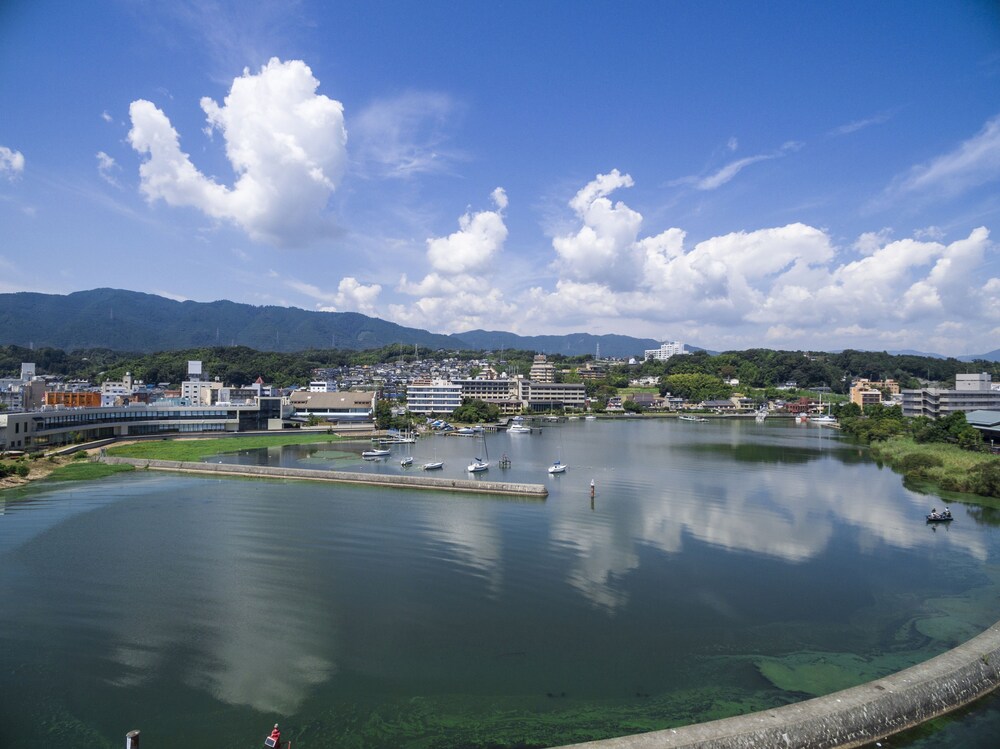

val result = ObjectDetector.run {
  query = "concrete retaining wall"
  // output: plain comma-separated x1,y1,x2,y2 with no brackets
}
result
556,621,1000,749
100,456,548,498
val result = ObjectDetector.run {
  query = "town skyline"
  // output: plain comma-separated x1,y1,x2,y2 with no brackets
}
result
2,1,999,356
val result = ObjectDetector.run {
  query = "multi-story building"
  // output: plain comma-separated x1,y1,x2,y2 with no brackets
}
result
44,391,102,408
406,379,463,415
528,355,557,383
0,398,288,452
902,374,1000,419
644,341,688,361
453,378,522,415
288,391,376,423
516,380,587,412
850,378,900,408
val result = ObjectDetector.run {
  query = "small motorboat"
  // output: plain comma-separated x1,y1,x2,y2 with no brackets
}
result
362,449,391,459
926,510,953,522
400,456,414,467
548,460,567,474
422,461,444,470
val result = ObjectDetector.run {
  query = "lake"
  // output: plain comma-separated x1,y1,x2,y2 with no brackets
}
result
3,417,1000,748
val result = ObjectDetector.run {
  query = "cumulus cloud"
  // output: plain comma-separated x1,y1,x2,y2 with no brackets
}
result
426,188,508,274
96,151,120,186
893,114,1000,197
0,146,25,180
386,190,515,331
521,172,998,353
128,57,347,246
552,169,644,287
285,275,381,316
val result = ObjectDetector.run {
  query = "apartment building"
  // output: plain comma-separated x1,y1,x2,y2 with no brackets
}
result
406,379,463,415
902,374,1000,419
850,378,900,408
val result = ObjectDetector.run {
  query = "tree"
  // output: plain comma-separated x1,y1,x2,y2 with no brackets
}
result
374,399,394,430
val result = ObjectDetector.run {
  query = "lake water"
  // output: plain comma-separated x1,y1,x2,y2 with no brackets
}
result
3,417,1000,748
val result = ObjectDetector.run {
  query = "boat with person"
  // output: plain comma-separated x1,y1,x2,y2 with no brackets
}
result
927,508,953,522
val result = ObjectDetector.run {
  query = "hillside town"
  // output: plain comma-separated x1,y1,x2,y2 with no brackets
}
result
3,343,1000,454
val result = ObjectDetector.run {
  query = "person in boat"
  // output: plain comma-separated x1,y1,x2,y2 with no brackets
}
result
944,506,952,517
931,507,938,518
269,724,281,748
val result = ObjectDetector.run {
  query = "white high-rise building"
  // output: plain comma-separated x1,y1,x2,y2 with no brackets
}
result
644,341,688,361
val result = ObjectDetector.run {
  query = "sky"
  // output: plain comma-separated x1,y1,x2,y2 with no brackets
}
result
1,1,999,356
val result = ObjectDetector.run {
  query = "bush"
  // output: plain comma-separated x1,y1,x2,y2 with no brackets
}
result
15,462,30,478
969,461,1000,499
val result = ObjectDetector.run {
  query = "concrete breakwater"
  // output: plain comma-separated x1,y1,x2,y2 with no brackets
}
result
100,456,548,498
556,620,1000,749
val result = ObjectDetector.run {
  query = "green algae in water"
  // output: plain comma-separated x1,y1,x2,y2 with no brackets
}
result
754,651,913,697
283,687,791,749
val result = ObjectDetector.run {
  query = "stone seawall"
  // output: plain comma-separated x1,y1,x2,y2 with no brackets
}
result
556,621,1000,749
100,456,548,498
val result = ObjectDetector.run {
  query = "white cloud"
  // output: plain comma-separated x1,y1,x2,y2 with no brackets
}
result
894,114,1000,197
352,91,462,178
695,141,802,190
552,169,643,288
96,151,120,186
829,112,890,136
101,110,113,123
329,277,382,315
516,173,999,354
426,188,508,274
0,146,25,180
388,188,516,331
285,275,382,316
128,57,347,246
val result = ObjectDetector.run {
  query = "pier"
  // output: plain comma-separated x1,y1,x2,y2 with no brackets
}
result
99,456,548,498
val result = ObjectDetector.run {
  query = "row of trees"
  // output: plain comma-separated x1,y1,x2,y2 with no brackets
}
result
2,344,997,392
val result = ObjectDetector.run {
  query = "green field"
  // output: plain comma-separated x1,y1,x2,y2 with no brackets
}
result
107,433,346,462
45,462,136,482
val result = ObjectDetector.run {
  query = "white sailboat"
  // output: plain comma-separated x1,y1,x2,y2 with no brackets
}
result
467,431,490,472
548,459,567,474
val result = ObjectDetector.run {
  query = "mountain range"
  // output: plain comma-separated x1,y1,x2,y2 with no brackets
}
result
1,289,996,361
0,289,660,358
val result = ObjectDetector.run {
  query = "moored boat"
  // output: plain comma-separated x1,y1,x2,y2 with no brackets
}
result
362,448,391,459
548,460,567,474
400,456,413,467
422,461,444,470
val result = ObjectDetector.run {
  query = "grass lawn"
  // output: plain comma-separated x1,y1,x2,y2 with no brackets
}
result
45,462,136,482
106,432,346,462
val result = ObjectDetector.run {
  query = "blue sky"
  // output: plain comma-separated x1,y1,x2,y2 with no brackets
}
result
1,1,999,356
